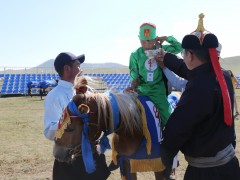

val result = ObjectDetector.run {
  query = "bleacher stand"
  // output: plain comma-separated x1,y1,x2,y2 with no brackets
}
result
99,73,131,91
0,73,60,96
0,73,132,96
0,72,239,97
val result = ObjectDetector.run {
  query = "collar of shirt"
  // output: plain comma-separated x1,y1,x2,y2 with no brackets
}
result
58,79,74,89
188,63,213,79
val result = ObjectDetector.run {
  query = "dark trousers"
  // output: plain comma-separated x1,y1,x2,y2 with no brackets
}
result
184,156,240,180
53,154,110,180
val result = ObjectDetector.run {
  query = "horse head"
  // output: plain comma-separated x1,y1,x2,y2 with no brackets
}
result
53,93,101,163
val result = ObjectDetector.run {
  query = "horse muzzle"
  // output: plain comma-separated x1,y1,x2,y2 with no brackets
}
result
53,143,81,163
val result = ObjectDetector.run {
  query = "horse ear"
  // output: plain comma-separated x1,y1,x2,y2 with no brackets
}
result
78,104,90,114
76,86,88,94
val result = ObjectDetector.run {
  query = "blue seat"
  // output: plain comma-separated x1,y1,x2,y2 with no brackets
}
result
14,85,19,89
2,83,7,88
20,83,26,87
1,87,7,92
19,89,26,93
13,89,19,94
7,89,13,94
1,89,6,94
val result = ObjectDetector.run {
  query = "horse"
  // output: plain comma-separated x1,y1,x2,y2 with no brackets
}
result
53,88,179,179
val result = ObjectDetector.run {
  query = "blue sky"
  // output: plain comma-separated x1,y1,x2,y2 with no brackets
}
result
0,0,239,67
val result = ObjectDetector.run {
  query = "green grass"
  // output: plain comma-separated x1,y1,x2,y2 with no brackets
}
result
0,96,53,179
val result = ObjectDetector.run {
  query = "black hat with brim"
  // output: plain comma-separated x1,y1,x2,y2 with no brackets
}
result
54,52,85,74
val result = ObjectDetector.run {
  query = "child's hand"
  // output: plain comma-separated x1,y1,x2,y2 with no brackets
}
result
131,78,139,89
124,78,139,93
124,86,140,94
156,36,167,44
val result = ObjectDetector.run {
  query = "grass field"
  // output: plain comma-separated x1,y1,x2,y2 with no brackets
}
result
0,89,240,180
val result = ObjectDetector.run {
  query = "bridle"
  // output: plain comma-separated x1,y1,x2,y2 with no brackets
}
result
68,112,104,142
55,115,102,161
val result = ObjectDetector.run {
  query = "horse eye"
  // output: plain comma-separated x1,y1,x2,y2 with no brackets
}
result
65,125,74,132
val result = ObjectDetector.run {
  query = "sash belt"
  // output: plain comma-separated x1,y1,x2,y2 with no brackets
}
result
185,144,235,168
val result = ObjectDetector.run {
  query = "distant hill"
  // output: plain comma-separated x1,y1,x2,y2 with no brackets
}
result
37,56,240,75
220,56,240,75
37,59,127,69
1,56,238,75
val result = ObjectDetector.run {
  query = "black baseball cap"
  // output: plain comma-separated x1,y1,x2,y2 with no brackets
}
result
54,52,85,74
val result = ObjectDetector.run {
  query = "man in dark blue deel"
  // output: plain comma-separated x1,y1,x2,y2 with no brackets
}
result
160,14,240,180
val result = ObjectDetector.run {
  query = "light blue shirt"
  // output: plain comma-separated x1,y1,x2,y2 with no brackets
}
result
44,80,75,141
163,67,187,92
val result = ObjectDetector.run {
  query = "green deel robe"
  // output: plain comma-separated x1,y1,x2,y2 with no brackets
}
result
129,36,182,126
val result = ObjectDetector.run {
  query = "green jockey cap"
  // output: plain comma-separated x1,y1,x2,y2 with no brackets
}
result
139,23,156,40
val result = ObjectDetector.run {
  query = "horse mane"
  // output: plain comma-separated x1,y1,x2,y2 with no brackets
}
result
88,93,114,132
113,91,142,135
92,91,142,136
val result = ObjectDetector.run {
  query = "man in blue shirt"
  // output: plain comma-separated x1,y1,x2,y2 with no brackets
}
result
44,52,110,180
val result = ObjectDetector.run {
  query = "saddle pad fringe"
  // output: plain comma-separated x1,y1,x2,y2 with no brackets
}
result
130,158,165,173
136,98,152,155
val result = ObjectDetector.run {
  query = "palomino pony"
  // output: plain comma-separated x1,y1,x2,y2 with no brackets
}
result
54,92,174,179
54,90,179,179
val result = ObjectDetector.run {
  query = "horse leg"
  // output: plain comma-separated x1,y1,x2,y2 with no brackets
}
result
154,171,165,180
130,173,137,180
121,159,138,180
